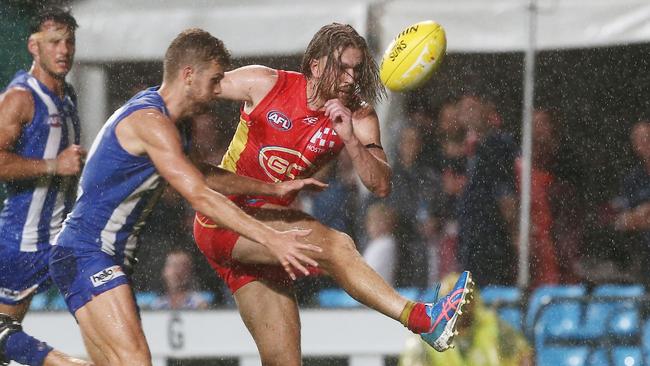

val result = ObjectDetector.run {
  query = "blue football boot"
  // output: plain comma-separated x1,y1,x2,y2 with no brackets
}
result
420,271,474,351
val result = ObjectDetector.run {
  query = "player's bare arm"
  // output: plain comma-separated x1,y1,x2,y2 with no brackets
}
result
119,109,322,278
198,163,328,197
325,100,391,197
218,65,278,112
0,87,83,180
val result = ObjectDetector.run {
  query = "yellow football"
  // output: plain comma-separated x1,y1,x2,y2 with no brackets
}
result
379,20,447,92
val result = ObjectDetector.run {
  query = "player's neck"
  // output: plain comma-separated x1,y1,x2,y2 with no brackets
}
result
305,78,325,111
29,64,66,98
158,82,188,124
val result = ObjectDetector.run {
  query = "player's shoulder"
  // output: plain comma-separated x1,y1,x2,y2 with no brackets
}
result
0,86,35,117
126,107,170,125
352,101,377,122
229,64,278,81
0,86,33,105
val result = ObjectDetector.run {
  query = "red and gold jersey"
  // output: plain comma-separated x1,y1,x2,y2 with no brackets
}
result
220,70,345,206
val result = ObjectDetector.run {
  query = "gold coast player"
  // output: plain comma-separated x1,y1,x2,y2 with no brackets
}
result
193,23,474,364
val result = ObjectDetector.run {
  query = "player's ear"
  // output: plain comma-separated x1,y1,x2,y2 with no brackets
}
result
27,35,39,58
310,58,322,79
181,65,194,85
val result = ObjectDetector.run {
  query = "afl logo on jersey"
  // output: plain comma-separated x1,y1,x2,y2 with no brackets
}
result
266,110,292,131
259,146,314,182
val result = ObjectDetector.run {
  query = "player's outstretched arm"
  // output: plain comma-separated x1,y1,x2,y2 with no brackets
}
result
189,118,327,197
129,111,322,279
0,88,84,181
198,163,328,197
217,65,277,107
325,100,392,197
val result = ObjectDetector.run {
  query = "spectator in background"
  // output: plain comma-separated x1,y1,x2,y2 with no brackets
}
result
515,108,561,287
362,203,397,285
457,95,519,287
388,124,441,287
407,103,439,170
611,120,650,283
515,107,585,286
427,158,467,283
308,150,360,237
151,250,211,310
398,273,533,366
420,98,467,285
436,98,466,163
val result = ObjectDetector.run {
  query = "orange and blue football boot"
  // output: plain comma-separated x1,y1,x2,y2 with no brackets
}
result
421,271,474,351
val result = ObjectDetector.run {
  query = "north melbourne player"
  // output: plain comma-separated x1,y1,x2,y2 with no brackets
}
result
0,7,89,366
48,29,323,366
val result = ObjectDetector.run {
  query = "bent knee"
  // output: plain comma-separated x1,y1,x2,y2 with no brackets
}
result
321,231,360,261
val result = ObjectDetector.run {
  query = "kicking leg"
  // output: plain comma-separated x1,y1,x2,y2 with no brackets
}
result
231,207,408,319
231,206,474,351
234,281,301,366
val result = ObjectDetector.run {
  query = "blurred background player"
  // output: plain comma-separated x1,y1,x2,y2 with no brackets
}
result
193,22,474,366
150,249,211,310
362,202,398,285
0,6,88,366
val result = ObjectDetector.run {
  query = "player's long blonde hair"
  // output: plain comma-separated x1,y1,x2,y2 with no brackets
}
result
301,23,385,110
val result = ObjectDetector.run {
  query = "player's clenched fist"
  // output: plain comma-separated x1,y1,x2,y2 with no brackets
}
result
324,99,353,142
55,144,86,176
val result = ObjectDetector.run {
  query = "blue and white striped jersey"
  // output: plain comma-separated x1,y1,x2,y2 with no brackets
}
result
0,71,81,252
56,87,168,267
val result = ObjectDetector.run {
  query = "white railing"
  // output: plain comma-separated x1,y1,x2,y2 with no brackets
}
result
18,309,413,366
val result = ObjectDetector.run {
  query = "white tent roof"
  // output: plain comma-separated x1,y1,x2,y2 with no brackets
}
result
72,0,650,62
72,0,372,62
379,0,650,52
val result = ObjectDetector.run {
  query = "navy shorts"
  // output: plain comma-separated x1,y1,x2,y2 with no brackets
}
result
0,246,52,305
49,245,130,314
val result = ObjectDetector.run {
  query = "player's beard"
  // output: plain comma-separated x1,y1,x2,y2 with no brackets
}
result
319,83,355,108
39,57,70,81
337,85,354,103
188,92,217,116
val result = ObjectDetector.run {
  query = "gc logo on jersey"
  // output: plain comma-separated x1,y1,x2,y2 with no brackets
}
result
266,110,292,131
259,146,314,182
